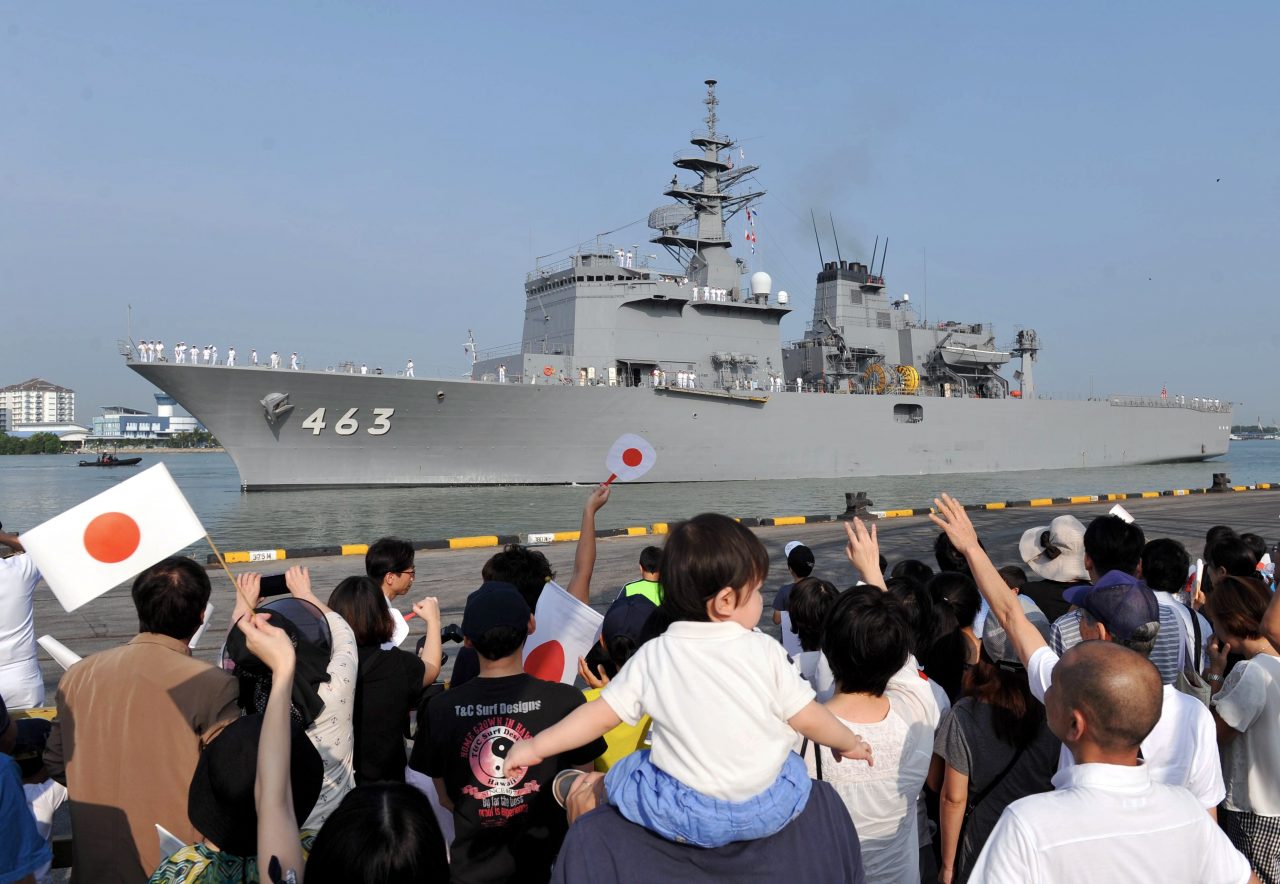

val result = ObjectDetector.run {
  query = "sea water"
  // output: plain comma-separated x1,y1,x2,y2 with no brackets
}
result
2,443,1278,550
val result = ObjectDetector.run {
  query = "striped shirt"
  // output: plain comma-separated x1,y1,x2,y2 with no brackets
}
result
1050,605,1183,685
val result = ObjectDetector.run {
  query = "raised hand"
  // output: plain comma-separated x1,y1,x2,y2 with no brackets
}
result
586,482,612,514
928,494,981,557
577,656,611,689
843,518,884,589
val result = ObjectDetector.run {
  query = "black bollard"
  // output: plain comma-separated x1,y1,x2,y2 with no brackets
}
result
841,491,876,520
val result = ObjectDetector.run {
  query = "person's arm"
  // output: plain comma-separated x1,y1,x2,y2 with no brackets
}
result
925,752,945,792
563,771,607,826
285,566,331,615
787,700,874,764
240,612,305,883
1206,636,1240,747
432,778,454,812
930,495,1046,667
937,764,969,884
843,518,887,590
0,532,24,553
412,597,443,685
566,484,610,604
503,698,621,772
231,572,263,627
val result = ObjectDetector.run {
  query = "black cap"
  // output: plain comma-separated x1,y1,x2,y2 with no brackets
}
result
603,594,658,646
461,581,531,639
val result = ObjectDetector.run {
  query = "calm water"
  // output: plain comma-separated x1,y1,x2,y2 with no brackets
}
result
2,444,1279,550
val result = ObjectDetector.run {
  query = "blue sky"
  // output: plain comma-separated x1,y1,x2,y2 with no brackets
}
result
3,2,1277,424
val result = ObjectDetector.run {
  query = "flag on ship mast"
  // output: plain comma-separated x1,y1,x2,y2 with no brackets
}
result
745,207,757,254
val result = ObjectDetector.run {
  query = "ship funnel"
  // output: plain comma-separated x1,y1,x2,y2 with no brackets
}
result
750,271,772,303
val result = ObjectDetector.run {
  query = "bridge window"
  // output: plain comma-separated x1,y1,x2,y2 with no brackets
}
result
894,404,924,424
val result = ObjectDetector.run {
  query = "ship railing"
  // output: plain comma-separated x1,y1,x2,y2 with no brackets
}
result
1109,395,1232,412
672,149,726,164
474,342,523,361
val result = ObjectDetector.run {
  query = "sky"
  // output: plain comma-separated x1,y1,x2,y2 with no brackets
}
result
2,1,1278,425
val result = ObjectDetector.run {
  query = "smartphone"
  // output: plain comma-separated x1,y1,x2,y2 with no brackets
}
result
259,573,290,597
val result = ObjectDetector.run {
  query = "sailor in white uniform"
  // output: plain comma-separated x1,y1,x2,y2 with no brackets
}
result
360,363,368,375
290,352,299,370
270,351,280,369
405,360,414,378
250,349,258,366
211,345,219,365
226,346,236,367
155,340,164,362
497,364,506,383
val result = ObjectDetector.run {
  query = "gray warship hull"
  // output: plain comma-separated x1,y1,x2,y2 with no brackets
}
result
128,363,1229,489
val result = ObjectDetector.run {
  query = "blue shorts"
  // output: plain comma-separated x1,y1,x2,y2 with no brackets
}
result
604,749,812,848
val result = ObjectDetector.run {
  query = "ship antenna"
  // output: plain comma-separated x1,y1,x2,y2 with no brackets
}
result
704,79,718,138
809,210,825,265
829,213,843,264
878,237,889,278
870,236,879,272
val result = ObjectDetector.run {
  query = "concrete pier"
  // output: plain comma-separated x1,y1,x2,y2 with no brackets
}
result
25,490,1280,701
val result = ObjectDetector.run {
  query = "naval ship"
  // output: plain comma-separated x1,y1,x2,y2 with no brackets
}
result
129,80,1230,489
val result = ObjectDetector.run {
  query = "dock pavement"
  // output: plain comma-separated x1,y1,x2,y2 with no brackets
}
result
25,489,1279,701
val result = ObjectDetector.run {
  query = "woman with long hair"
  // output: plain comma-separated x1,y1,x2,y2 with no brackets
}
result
931,615,1060,884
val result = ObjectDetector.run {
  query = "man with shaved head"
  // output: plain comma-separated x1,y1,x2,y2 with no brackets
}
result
968,641,1253,882
929,495,1224,811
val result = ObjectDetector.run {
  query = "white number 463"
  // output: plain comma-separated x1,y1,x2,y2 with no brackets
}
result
300,407,394,436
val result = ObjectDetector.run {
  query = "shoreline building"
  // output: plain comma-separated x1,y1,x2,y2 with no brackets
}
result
0,378,76,432
90,394,203,442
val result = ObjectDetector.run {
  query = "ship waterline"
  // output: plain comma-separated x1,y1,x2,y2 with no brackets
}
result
128,363,1228,489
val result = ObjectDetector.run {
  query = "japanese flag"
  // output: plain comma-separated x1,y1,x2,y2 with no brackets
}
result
522,580,604,684
606,434,657,483
21,464,206,612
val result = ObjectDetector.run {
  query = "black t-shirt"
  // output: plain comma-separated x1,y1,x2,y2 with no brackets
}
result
353,645,425,785
410,673,606,884
451,645,481,689
1019,579,1085,623
550,780,865,884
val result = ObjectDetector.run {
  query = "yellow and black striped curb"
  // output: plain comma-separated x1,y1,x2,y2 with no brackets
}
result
206,481,1278,565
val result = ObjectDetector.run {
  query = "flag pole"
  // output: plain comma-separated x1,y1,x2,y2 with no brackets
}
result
205,534,252,614
602,473,619,488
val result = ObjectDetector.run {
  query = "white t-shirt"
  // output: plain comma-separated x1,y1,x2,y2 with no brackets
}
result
1026,645,1224,808
778,610,802,658
1213,653,1280,815
0,552,44,708
797,656,941,884
792,650,836,702
970,762,1250,884
601,620,815,801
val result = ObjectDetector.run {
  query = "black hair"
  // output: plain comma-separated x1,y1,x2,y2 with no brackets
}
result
638,546,662,574
605,603,667,673
934,531,971,575
886,575,933,659
482,544,556,610
1083,515,1145,576
822,587,910,696
922,571,980,702
927,571,981,631
328,576,393,646
365,537,414,585
660,513,769,623
1240,533,1269,563
1204,524,1237,558
1140,538,1191,595
1205,575,1270,642
966,644,1045,749
305,784,449,883
1209,536,1260,578
787,577,840,652
470,625,528,661
998,565,1027,590
890,559,934,585
131,557,212,640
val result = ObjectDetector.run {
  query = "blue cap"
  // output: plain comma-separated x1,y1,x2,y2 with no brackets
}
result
602,594,658,646
461,581,531,639
1063,573,1160,642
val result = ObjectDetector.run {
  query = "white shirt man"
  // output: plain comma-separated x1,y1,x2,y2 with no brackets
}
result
210,346,218,365
497,364,506,383
174,342,183,363
155,340,164,362
360,363,368,375
226,347,236,367
202,345,211,364
270,351,280,369
0,534,45,708
405,360,414,378
138,341,149,362
290,353,299,370
250,349,258,366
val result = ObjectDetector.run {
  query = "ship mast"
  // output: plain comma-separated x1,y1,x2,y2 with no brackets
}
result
648,80,764,298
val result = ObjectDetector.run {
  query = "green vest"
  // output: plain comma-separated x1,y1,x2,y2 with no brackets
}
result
624,578,663,606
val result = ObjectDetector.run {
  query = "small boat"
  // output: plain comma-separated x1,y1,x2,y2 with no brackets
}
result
78,455,142,467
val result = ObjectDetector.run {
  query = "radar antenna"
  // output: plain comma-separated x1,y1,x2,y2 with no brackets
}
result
829,214,843,264
810,210,825,265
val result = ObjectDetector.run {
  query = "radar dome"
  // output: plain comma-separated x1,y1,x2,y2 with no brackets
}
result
777,290,789,304
750,271,772,298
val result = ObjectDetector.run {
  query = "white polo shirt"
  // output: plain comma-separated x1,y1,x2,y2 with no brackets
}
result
970,763,1250,884
1026,645,1224,808
0,552,44,708
1213,653,1280,815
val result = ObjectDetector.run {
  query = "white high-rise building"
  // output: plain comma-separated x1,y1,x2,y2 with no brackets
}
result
0,378,76,431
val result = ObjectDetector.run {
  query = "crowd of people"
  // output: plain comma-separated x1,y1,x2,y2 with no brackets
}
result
1,487,1278,883
132,340,423,378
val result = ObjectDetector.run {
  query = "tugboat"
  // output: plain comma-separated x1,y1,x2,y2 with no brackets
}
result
78,453,142,468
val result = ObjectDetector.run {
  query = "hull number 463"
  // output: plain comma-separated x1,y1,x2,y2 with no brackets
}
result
300,407,395,436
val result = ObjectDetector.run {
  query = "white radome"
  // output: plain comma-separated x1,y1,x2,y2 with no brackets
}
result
777,290,789,304
750,271,772,297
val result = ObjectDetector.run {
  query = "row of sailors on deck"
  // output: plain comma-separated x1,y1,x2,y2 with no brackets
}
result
136,342,300,370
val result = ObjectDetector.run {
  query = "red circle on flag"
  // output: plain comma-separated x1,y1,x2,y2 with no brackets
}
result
524,640,566,682
622,447,644,468
83,512,141,564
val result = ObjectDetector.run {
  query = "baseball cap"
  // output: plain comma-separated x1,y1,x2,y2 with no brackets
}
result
982,608,1052,669
602,594,658,646
785,541,815,577
461,581,531,639
1063,579,1160,642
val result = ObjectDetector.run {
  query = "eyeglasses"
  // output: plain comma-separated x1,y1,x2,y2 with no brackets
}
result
400,568,416,578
